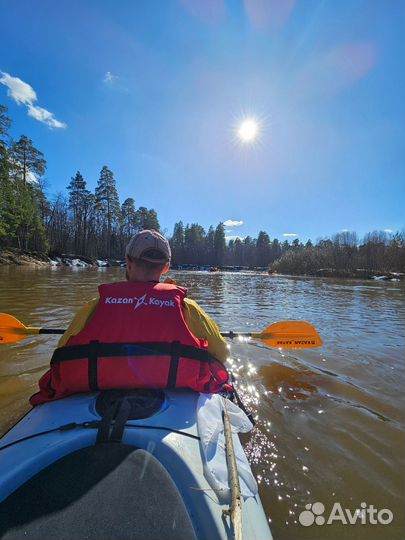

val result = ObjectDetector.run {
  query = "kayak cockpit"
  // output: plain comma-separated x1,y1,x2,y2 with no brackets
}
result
0,443,196,540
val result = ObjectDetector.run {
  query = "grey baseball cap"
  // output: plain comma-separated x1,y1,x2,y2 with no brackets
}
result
125,229,171,263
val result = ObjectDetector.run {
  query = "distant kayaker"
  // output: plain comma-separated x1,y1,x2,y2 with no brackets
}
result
30,229,229,405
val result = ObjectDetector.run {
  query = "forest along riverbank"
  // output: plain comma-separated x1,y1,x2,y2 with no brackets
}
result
0,267,404,540
0,248,404,281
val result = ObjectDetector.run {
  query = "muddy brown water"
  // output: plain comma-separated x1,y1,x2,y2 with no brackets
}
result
0,266,404,540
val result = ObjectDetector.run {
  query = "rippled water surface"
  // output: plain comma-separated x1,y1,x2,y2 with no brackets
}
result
0,266,404,539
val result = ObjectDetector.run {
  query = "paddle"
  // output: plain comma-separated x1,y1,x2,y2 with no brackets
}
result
222,321,322,348
0,313,65,344
0,313,322,348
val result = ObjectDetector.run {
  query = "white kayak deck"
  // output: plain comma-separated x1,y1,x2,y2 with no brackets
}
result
0,390,272,540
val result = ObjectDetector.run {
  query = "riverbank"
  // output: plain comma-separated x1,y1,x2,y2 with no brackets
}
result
1,249,403,281
0,249,50,266
0,249,122,268
269,268,405,281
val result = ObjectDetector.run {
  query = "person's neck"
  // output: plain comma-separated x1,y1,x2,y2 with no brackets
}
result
128,273,161,283
129,279,160,283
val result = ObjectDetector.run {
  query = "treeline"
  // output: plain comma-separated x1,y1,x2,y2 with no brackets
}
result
170,223,283,267
1,104,404,274
170,225,405,273
271,231,405,275
0,105,159,258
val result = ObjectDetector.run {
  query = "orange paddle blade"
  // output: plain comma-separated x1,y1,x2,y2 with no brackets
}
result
252,321,322,349
0,313,40,344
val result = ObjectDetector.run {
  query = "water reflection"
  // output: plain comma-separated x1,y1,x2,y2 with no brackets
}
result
259,363,318,400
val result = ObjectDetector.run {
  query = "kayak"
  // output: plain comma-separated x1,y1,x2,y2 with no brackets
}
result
0,389,272,540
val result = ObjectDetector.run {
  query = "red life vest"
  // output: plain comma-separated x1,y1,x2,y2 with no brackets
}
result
30,282,229,406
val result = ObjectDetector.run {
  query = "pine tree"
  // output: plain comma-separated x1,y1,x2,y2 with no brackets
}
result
95,166,121,257
134,207,149,232
68,171,92,254
145,209,160,230
243,236,256,266
233,237,243,266
184,224,206,265
0,105,11,142
134,207,160,231
13,181,37,249
4,135,48,251
171,221,185,263
281,240,290,254
119,197,137,253
269,238,280,263
214,223,226,265
121,198,137,237
0,105,12,243
292,238,302,250
256,231,271,267
206,226,215,265
9,135,46,184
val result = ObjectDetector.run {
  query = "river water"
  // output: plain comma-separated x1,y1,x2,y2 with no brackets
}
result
0,266,404,540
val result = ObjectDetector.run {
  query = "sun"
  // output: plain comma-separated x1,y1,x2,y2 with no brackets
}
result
237,118,259,143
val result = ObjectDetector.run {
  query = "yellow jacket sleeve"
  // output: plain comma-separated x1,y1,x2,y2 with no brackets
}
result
57,299,99,347
182,298,229,363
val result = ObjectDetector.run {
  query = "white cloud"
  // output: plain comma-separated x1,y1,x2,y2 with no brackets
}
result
28,104,67,129
0,70,66,129
224,219,244,227
384,228,394,234
104,71,118,84
0,71,36,105
283,233,298,237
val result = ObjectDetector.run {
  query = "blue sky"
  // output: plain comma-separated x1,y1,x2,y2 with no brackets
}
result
1,0,404,243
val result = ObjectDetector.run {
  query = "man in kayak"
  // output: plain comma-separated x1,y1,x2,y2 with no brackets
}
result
30,230,229,405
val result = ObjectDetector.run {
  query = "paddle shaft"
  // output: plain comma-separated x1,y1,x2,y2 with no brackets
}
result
221,331,316,339
28,329,296,341
31,329,264,338
221,331,253,339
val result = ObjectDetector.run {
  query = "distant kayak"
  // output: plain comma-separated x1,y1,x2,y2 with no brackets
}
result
0,389,272,540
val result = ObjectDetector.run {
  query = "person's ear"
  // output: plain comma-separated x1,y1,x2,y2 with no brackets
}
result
162,262,170,275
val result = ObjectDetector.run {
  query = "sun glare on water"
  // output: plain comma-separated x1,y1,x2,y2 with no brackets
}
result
238,118,259,144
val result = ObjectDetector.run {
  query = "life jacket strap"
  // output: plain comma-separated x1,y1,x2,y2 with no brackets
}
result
167,341,181,389
109,398,132,443
51,342,215,365
88,340,100,392
96,398,119,444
